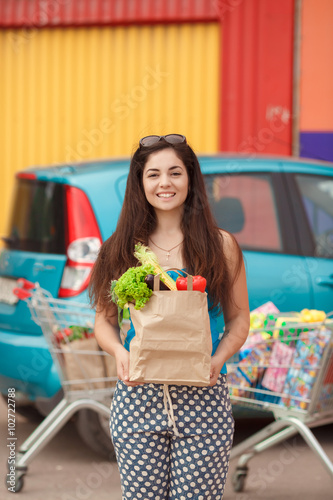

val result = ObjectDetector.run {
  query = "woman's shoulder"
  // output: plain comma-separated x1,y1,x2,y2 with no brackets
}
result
218,229,242,271
218,229,238,252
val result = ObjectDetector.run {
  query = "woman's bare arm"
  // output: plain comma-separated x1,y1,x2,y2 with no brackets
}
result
94,305,139,386
210,232,250,385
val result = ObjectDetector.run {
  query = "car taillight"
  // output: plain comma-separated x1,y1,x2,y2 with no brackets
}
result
59,186,102,298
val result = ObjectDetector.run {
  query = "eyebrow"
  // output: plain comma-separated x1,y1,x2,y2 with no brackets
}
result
145,165,184,173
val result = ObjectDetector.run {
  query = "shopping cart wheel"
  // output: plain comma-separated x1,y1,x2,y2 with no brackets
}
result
5,472,25,493
232,466,248,492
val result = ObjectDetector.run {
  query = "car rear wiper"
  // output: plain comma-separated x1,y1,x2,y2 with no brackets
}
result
1,236,18,247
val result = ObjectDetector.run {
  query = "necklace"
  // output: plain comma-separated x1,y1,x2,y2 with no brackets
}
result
150,238,183,262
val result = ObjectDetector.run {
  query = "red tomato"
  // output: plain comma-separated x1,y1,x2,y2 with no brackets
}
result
176,276,206,293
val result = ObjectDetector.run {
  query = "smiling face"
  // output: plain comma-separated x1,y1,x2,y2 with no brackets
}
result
142,148,189,215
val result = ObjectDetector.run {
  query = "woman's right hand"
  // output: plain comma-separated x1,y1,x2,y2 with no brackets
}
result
94,308,142,386
114,344,142,386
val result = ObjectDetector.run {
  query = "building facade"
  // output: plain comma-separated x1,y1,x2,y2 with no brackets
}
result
0,0,332,236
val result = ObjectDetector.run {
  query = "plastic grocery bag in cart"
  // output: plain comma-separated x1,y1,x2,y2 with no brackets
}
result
15,281,117,392
7,279,118,493
58,332,113,390
226,309,333,493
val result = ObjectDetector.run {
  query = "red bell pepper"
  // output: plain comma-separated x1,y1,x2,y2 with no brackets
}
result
176,275,206,293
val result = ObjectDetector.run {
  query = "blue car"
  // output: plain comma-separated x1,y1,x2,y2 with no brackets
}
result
1,155,332,455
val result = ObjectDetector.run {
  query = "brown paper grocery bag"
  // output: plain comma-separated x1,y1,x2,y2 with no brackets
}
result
129,280,212,386
61,337,105,390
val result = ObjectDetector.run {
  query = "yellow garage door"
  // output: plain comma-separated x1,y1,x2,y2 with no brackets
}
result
0,23,220,236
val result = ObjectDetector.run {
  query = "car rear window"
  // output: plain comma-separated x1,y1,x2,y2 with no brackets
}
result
4,179,66,254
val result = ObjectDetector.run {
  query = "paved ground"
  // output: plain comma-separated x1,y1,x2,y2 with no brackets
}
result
1,397,332,500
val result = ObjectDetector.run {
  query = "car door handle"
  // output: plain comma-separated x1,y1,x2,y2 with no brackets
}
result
316,276,333,288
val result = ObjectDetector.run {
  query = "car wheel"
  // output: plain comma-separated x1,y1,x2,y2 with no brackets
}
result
76,409,116,461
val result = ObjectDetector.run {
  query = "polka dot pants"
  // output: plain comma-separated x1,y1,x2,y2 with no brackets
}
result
110,374,234,499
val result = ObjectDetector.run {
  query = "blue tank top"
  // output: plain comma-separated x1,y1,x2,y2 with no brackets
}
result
123,270,227,375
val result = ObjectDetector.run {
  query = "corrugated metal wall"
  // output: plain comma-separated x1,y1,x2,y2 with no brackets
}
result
0,22,220,237
299,0,333,162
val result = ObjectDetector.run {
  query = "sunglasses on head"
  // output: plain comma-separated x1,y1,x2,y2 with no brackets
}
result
139,134,186,148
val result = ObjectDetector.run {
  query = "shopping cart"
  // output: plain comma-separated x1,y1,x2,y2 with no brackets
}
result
227,315,333,492
7,279,118,493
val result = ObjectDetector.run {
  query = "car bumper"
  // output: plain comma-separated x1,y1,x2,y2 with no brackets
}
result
0,331,61,399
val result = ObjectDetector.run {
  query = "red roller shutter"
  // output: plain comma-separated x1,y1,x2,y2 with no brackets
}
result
220,0,294,156
0,0,218,27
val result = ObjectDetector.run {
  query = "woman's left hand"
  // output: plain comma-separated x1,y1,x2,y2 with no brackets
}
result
209,354,224,386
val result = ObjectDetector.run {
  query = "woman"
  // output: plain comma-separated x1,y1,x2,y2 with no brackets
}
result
89,134,250,499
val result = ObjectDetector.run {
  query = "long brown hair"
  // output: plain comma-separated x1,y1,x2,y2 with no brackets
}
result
89,138,242,314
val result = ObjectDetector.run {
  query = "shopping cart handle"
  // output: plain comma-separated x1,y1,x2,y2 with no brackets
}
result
13,288,32,300
17,278,36,290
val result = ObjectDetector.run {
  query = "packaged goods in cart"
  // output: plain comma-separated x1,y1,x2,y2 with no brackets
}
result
243,331,271,347
249,312,266,330
317,383,333,412
248,305,300,340
299,308,326,323
263,313,300,336
248,307,326,344
262,341,295,393
293,328,330,366
272,317,308,344
228,307,332,409
250,302,280,327
238,333,272,384
227,366,251,398
226,313,333,491
249,302,279,331
251,301,280,315
280,327,331,409
261,309,326,337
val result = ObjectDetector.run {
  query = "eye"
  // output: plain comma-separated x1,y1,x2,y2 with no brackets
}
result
145,171,159,178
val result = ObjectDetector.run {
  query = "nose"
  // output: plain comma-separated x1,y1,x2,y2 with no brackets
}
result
159,173,171,187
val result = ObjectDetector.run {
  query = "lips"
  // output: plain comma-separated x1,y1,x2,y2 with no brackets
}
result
157,193,175,198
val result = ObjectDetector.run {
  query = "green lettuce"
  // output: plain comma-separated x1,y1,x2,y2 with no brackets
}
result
111,263,154,310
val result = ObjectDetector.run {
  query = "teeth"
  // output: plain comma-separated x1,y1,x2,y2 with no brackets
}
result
158,193,174,198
